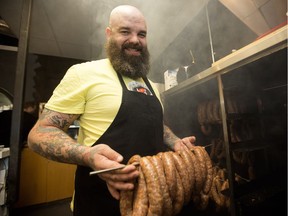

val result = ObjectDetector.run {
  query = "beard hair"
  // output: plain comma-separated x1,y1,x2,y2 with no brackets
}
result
105,38,150,79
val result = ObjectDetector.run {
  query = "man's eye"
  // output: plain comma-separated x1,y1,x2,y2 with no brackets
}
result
139,33,146,38
121,31,129,35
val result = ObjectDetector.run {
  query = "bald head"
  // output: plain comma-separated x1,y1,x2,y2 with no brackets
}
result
109,5,146,30
105,5,150,79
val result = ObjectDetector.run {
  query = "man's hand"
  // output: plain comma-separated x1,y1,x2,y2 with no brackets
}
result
174,136,196,151
84,144,140,199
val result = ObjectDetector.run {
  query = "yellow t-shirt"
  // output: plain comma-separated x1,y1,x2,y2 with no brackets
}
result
45,58,161,146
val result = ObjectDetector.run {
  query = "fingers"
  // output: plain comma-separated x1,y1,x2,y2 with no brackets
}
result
85,144,140,200
98,163,140,199
174,141,185,151
99,164,139,182
85,144,124,171
105,166,139,200
94,144,123,162
174,136,197,151
107,184,120,200
182,136,196,145
107,178,135,191
106,180,136,200
181,136,196,148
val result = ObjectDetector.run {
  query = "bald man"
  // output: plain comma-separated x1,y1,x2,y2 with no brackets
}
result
28,5,195,215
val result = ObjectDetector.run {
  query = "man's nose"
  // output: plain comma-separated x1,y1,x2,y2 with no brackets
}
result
128,33,140,44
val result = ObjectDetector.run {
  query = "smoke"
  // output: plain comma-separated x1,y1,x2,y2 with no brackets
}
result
2,0,211,72
134,1,208,62
41,0,209,64
149,0,258,83
38,0,207,61
87,0,209,62
1,0,261,81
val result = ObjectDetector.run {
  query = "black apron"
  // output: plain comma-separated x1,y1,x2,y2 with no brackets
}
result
73,73,166,216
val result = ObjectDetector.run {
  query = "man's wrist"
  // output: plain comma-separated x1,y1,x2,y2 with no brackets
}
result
165,138,182,150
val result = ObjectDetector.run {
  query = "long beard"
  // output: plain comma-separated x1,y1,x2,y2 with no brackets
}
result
105,39,150,79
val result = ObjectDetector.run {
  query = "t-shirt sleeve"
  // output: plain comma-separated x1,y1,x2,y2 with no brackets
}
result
45,65,86,114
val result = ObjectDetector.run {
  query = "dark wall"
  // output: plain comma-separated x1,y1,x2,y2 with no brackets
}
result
0,50,84,104
0,50,17,96
31,55,84,103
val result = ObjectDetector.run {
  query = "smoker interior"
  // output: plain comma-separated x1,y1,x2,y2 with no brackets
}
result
163,42,287,215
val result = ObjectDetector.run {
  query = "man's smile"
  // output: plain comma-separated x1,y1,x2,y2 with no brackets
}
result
125,47,141,56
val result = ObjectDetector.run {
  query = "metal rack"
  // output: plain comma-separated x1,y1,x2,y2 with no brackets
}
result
162,25,287,216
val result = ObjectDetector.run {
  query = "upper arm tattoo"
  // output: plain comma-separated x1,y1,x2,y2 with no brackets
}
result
31,108,83,164
41,108,79,131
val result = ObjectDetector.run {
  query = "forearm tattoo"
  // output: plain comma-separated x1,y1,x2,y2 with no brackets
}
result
30,108,86,165
163,125,179,150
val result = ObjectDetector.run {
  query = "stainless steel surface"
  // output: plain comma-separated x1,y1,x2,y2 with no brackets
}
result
163,25,287,97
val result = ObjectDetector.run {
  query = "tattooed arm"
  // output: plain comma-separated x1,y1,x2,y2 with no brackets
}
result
28,108,86,164
163,124,196,151
28,108,139,199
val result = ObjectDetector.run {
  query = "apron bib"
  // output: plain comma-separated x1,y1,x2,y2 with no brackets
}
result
73,73,166,216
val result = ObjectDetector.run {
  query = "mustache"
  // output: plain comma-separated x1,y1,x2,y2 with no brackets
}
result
122,43,143,51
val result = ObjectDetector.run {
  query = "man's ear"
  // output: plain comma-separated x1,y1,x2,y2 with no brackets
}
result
105,27,112,39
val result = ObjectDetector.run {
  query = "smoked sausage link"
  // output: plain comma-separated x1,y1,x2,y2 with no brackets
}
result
161,152,177,200
172,152,191,204
132,166,148,216
199,147,214,195
150,155,173,216
121,146,217,216
140,156,163,216
120,155,141,216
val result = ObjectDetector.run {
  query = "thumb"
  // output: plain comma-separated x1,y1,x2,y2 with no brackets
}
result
97,144,123,163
